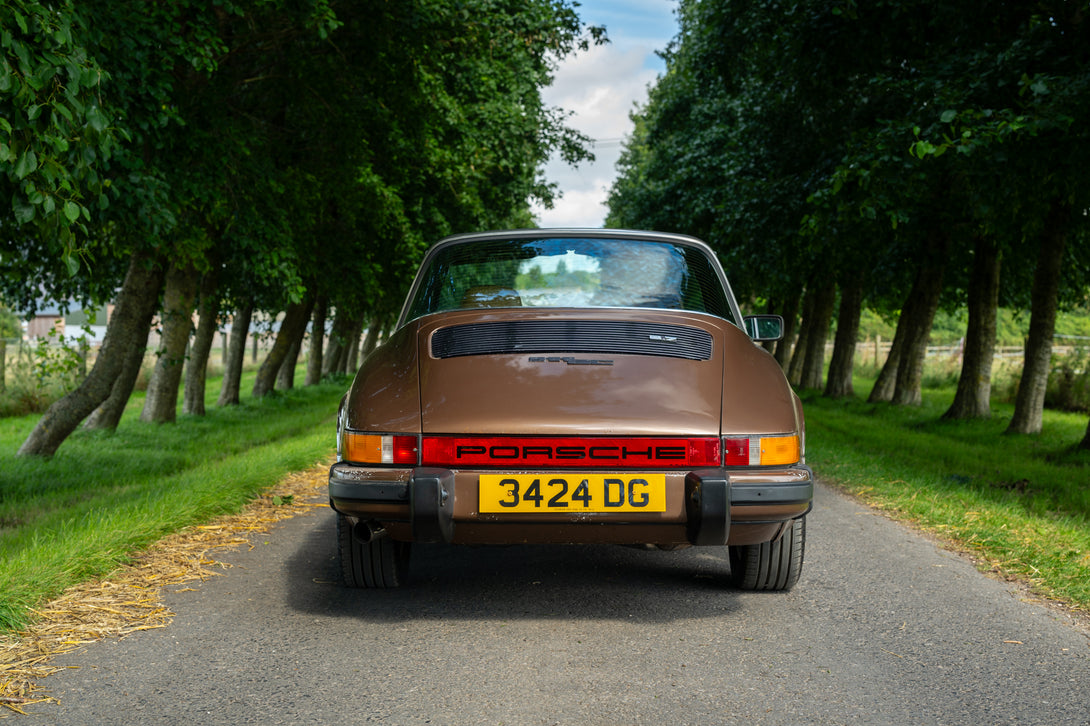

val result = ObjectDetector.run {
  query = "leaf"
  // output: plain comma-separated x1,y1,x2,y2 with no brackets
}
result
62,200,81,222
12,41,32,76
13,201,35,224
63,253,80,277
86,105,108,132
940,109,957,123
79,67,101,89
14,149,38,179
53,102,74,123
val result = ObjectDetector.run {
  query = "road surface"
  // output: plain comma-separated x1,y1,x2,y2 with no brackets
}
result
33,482,1090,725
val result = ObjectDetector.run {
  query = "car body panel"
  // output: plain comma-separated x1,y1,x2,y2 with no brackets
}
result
343,324,420,434
416,308,728,436
330,229,811,555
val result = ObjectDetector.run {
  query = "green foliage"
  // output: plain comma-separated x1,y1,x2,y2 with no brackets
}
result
0,0,117,266
606,0,1090,366
853,306,1090,348
1046,347,1090,413
514,263,598,291
0,336,80,417
3,0,602,457
803,381,1090,610
0,378,345,632
3,0,600,335
0,305,20,339
29,325,87,388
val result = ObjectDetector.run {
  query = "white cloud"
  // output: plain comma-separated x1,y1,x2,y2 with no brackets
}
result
532,8,676,229
542,44,657,141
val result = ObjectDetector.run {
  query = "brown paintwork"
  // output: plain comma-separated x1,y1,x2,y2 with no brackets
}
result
334,230,811,549
344,324,420,434
346,306,800,437
419,308,726,436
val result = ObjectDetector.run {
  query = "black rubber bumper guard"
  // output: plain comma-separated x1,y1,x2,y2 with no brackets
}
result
327,465,455,543
684,469,731,546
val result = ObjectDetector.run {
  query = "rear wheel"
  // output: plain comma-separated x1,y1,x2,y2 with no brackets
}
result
337,514,411,588
728,516,805,591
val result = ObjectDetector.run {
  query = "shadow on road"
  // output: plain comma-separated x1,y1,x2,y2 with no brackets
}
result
285,511,746,624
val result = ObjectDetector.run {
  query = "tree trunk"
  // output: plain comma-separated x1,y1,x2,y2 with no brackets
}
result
305,296,327,385
276,336,302,390
84,340,149,431
356,316,384,363
892,231,949,406
774,290,801,370
1079,417,1090,450
787,287,815,387
824,279,863,398
868,310,907,403
799,281,836,390
343,315,366,374
18,251,165,457
323,312,351,376
217,304,252,407
141,263,199,423
1007,200,1069,434
944,236,1000,420
776,287,802,370
182,267,220,416
253,297,315,398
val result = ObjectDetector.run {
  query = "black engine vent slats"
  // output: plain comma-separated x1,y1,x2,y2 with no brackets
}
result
431,320,713,361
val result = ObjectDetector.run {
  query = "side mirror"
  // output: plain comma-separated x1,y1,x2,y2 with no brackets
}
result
743,314,784,342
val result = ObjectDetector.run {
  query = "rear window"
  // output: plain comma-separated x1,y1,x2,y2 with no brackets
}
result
405,236,734,322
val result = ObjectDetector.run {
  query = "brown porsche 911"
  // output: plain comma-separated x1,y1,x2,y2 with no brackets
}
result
328,229,812,590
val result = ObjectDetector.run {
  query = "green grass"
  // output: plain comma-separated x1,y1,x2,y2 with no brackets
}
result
803,378,1090,611
0,369,346,633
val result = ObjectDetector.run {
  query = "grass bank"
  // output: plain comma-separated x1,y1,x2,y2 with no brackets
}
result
0,373,346,633
802,378,1090,612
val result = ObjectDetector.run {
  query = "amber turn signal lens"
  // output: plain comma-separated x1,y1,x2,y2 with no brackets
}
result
723,434,799,466
758,434,799,466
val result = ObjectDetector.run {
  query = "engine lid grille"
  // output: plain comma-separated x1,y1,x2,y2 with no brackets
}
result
430,320,713,361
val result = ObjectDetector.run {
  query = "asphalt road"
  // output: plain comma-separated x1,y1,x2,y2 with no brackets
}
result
34,481,1090,726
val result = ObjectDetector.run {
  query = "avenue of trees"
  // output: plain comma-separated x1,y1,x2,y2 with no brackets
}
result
606,0,1090,448
2,0,604,456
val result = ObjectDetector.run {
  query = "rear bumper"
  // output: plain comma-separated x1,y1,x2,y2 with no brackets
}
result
329,463,812,547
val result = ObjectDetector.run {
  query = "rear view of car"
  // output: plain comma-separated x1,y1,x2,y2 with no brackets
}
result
328,229,812,590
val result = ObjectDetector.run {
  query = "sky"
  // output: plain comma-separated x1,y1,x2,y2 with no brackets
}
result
530,1,680,229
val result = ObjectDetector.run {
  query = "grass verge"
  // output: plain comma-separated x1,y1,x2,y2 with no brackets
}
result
802,379,1090,613
0,374,346,633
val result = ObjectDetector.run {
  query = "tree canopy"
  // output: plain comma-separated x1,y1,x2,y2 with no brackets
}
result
3,0,604,456
606,0,1090,439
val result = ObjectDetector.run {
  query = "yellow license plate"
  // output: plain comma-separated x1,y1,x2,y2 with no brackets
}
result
479,474,666,513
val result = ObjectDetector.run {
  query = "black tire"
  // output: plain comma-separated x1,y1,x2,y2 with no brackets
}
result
728,516,805,591
337,514,411,588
